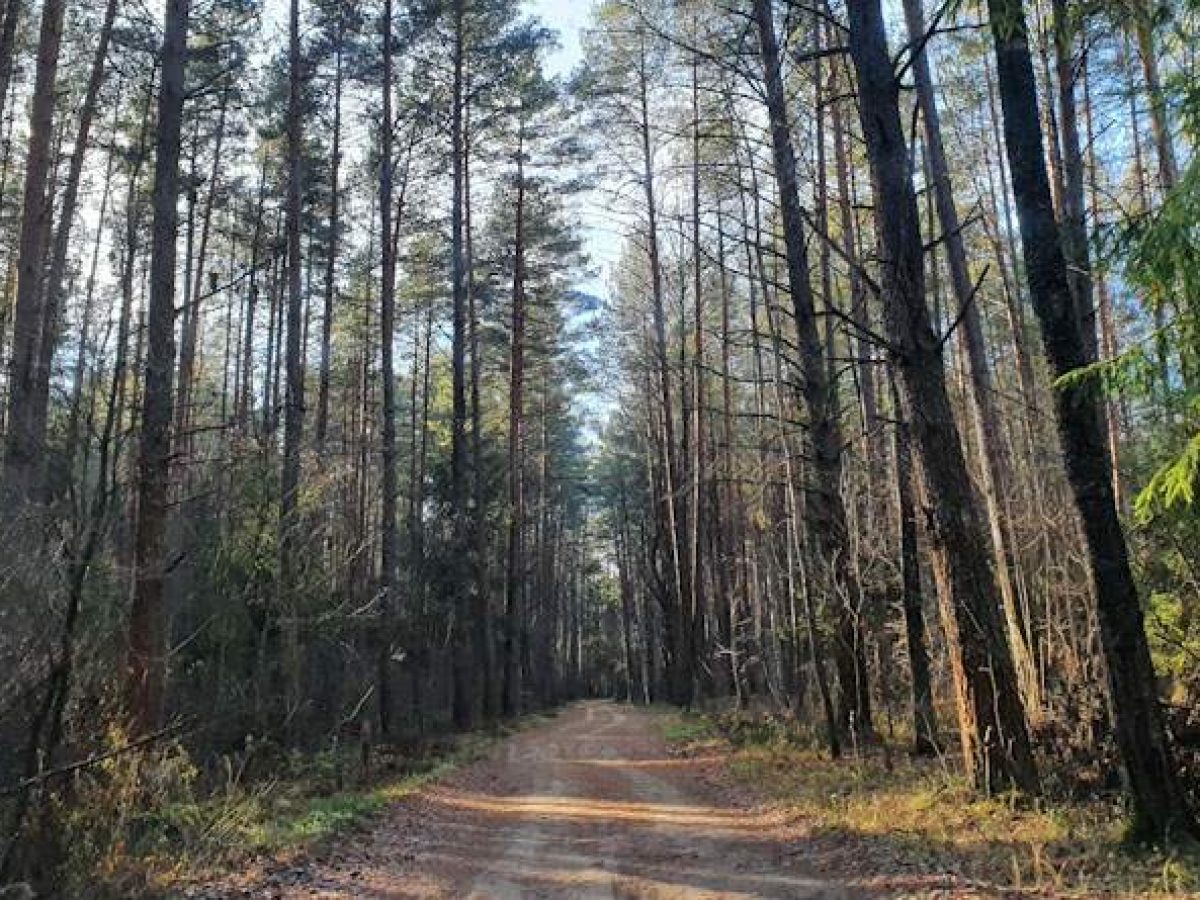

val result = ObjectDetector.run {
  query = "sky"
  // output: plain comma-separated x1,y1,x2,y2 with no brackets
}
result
524,0,625,279
524,1,619,444
526,0,590,78
258,0,613,436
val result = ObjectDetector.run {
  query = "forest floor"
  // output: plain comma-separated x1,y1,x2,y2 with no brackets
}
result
183,701,1198,899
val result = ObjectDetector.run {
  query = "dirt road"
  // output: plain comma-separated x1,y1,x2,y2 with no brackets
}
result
246,701,847,898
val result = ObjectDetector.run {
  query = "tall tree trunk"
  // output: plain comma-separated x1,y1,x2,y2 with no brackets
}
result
1130,2,1178,195
65,111,117,475
903,0,1042,719
175,182,197,465
848,0,1038,792
3,0,65,499
1052,0,1097,360
504,126,527,719
987,0,1196,838
751,0,870,736
982,62,1041,420
108,73,155,507
637,36,691,707
127,0,191,736
689,42,707,701
279,0,306,732
448,0,472,730
316,11,345,450
889,371,939,755
239,161,268,431
465,107,494,720
378,0,400,739
176,79,231,454
715,199,742,703
1082,59,1124,511
31,0,120,474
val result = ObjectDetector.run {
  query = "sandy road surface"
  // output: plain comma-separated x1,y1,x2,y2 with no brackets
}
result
227,701,849,898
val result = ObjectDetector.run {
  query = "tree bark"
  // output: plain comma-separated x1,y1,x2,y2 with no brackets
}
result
1052,0,1097,360
987,0,1195,838
378,0,400,738
279,0,306,732
889,371,939,755
449,0,473,730
127,0,191,736
504,125,527,719
316,10,345,449
751,0,870,736
848,0,1038,792
3,0,65,499
903,0,1042,720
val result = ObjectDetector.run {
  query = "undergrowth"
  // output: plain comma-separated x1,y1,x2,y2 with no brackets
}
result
32,720,527,897
663,710,1200,897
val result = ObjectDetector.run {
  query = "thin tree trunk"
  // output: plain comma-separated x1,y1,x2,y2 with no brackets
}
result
465,107,494,721
448,0,472,730
752,0,870,735
1130,3,1178,195
1082,59,1124,511
316,11,345,449
0,0,22,122
637,35,691,707
378,0,400,739
279,0,306,732
504,125,528,718
240,161,268,431
176,79,231,453
66,103,119,474
689,42,707,702
32,0,119,471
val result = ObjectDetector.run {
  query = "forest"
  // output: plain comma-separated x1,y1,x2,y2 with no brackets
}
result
0,0,1198,894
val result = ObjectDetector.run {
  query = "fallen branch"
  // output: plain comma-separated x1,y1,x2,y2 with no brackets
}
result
0,723,186,798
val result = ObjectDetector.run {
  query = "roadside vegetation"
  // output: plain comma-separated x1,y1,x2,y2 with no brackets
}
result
38,724,521,898
666,711,1200,897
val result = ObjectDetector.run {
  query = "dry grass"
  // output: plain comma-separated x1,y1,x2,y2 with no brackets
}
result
50,716,554,897
665,712,1200,897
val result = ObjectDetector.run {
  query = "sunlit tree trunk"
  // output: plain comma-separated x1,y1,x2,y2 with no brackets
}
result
849,0,1038,792
903,0,1042,720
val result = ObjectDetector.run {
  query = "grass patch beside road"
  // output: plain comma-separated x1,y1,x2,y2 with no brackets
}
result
57,718,539,898
664,710,1198,897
